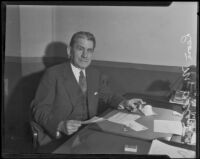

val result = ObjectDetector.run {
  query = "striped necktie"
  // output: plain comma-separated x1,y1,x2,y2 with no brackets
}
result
79,70,87,93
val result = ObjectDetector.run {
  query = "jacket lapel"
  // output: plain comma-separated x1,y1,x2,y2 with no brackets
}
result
62,62,98,118
86,67,98,117
62,62,83,107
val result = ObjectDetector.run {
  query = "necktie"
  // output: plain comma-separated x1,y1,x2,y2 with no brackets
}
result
79,70,87,93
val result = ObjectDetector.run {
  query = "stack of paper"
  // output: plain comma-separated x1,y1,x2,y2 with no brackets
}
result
127,121,148,131
107,112,141,123
140,105,157,116
149,139,195,158
107,112,148,131
169,90,190,105
154,120,183,135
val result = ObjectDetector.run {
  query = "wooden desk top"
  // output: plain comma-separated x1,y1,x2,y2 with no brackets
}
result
52,94,196,155
53,108,195,154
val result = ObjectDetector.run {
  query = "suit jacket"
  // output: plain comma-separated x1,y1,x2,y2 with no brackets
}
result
31,62,124,145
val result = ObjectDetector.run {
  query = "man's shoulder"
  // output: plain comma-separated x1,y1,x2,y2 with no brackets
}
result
47,62,68,71
45,62,69,76
87,65,100,75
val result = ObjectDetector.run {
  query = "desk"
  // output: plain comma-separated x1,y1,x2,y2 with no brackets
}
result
53,128,152,154
53,96,196,155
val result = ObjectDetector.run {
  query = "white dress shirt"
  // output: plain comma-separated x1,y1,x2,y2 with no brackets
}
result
70,63,86,83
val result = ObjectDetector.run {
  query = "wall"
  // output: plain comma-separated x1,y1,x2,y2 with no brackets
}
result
5,5,22,98
5,5,22,118
53,2,197,67
7,2,197,76
5,5,21,57
4,5,27,150
19,6,54,75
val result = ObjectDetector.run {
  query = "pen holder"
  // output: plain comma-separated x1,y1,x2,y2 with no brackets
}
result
181,110,196,145
181,126,195,145
182,80,196,97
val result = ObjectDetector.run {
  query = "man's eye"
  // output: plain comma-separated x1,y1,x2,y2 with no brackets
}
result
76,46,83,51
87,49,94,53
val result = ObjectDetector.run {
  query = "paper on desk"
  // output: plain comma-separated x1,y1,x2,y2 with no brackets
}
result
107,112,141,123
107,112,148,131
149,139,195,158
81,116,105,124
128,121,148,131
154,120,183,135
140,105,157,116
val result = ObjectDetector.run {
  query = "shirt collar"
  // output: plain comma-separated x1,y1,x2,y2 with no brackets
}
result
70,63,86,77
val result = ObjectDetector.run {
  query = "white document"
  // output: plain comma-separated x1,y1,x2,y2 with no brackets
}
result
107,112,148,131
140,105,157,116
128,121,148,131
149,139,195,158
107,112,141,123
154,120,183,135
81,116,105,124
191,132,196,145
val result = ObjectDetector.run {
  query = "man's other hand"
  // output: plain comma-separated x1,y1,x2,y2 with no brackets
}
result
119,98,146,112
60,120,82,135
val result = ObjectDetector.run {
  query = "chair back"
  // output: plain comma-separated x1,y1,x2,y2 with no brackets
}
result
30,121,52,148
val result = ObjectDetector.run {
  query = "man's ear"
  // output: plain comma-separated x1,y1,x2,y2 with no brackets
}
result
67,45,71,58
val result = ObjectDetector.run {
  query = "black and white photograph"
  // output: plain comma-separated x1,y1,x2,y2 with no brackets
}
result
2,1,198,158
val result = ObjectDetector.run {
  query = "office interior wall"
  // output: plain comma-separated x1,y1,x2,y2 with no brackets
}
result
53,2,197,67
19,6,54,75
5,2,197,76
5,5,21,57
4,5,24,139
5,5,22,109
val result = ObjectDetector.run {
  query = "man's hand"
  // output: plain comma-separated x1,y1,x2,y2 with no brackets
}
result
119,98,146,112
59,120,82,135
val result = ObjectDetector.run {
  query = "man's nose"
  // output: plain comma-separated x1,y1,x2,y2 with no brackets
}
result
82,50,88,58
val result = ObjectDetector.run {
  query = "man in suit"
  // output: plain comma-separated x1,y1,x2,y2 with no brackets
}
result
31,31,145,147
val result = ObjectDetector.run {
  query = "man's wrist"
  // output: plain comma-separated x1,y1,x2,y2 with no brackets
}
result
118,100,127,109
56,121,65,138
58,121,65,131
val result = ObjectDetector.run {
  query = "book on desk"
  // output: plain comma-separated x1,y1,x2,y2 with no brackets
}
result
169,90,190,105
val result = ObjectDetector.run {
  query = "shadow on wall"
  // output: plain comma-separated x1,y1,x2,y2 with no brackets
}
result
146,80,171,91
4,41,69,153
43,41,69,68
144,80,172,99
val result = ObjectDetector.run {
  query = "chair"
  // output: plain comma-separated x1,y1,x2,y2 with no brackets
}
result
30,121,39,151
30,120,53,151
30,100,52,150
30,120,69,153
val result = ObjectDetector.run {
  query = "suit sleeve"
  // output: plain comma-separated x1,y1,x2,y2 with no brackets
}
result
31,69,61,138
99,74,125,108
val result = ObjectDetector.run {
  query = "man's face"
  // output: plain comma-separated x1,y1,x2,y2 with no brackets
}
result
70,38,94,69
